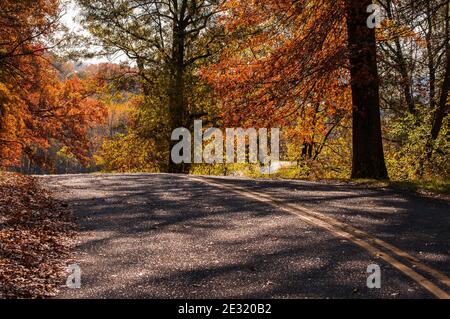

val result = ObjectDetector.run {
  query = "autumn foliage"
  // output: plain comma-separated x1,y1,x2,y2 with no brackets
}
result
1,0,448,178
1,0,448,301
0,172,74,298
0,0,106,169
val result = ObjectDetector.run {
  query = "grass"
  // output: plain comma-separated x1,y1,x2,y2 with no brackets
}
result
81,164,450,198
350,179,450,197
250,166,450,197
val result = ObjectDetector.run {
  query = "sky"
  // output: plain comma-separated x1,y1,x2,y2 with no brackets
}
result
60,1,128,65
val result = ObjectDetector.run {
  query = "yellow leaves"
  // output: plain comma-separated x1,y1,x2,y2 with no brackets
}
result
95,133,160,173
0,82,11,98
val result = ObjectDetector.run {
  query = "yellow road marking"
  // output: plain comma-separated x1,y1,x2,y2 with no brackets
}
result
185,175,450,299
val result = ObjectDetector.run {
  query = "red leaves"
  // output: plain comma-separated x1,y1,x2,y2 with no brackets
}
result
0,173,75,298
202,0,350,129
0,60,107,168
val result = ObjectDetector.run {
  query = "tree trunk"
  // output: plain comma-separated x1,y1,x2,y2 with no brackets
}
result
430,50,450,143
398,46,416,115
302,142,314,160
168,18,189,174
426,0,450,160
425,2,437,113
136,58,151,97
385,0,415,115
346,0,389,180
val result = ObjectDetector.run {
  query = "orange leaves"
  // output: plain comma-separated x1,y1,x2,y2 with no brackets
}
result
41,74,107,165
201,0,351,160
0,54,107,167
0,1,107,169
0,0,62,167
203,0,350,127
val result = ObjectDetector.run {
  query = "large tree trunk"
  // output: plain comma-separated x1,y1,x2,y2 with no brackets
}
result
346,0,389,180
168,12,189,174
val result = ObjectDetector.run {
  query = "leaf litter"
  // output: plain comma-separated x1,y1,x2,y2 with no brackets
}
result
0,173,75,298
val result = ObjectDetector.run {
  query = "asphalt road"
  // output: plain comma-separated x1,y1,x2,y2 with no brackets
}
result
41,174,450,299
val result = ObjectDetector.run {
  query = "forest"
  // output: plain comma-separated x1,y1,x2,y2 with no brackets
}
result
1,0,449,185
1,0,450,301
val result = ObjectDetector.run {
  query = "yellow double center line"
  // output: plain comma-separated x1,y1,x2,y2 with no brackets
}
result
185,175,450,299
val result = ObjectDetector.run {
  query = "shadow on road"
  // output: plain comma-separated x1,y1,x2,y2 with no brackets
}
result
44,174,446,299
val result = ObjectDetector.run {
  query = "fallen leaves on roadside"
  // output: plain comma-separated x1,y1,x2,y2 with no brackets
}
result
0,172,75,299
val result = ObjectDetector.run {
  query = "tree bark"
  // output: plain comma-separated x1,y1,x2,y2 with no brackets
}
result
425,2,437,113
430,51,450,142
168,3,189,173
430,0,450,141
385,0,415,115
346,0,389,180
426,0,450,159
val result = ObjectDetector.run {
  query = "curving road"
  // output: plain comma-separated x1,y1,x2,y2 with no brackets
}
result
41,174,450,299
